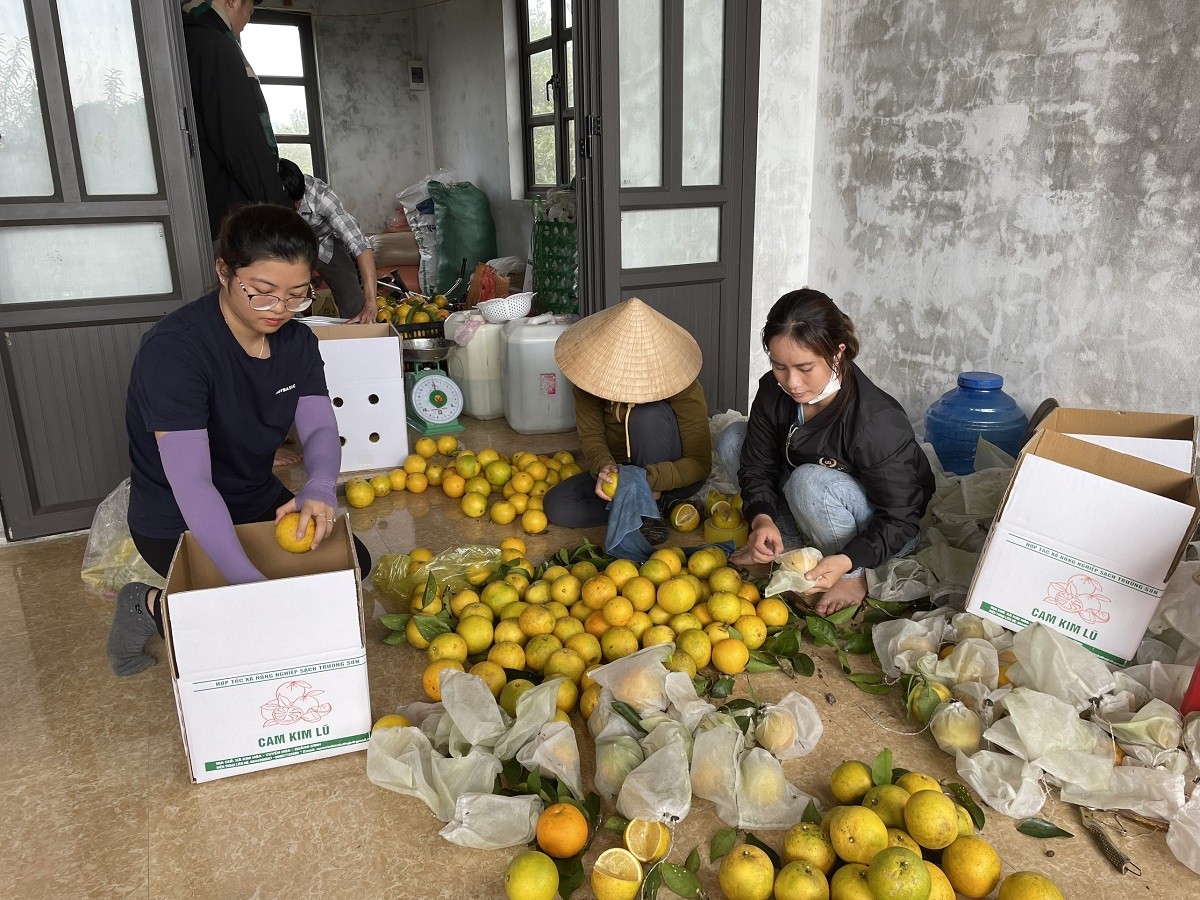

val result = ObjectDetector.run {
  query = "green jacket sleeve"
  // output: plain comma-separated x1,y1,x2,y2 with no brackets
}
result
573,386,616,476
645,381,712,492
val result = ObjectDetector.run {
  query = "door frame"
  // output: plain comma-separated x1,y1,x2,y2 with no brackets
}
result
574,0,761,412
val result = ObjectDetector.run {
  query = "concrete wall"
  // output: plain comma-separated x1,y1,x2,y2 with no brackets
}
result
801,0,1200,426
415,0,534,260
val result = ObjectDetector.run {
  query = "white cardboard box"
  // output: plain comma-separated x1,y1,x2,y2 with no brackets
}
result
311,323,409,473
966,431,1200,666
1037,407,1196,474
163,518,371,783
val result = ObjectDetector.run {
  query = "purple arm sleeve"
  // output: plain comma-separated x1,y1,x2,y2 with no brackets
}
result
158,430,267,585
293,394,341,510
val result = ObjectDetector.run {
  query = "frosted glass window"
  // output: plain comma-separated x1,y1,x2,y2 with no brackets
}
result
278,143,313,174
56,0,157,195
261,84,309,135
565,40,574,107
682,0,724,186
532,125,557,185
0,223,173,304
0,4,54,196
526,0,551,41
529,48,554,116
618,0,662,187
241,22,303,77
621,208,720,269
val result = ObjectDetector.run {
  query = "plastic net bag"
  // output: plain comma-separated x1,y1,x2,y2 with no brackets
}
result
955,749,1047,818
616,735,692,824
690,720,742,825
365,726,502,822
370,545,500,613
764,547,824,597
915,638,1000,690
440,668,508,755
492,677,562,761
1060,766,1186,823
753,691,824,760
81,479,164,599
1007,622,1116,711
594,734,645,801
439,792,542,850
736,747,811,830
929,701,984,756
516,720,584,801
588,644,672,716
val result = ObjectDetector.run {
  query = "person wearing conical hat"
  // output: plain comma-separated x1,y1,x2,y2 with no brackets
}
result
545,298,712,537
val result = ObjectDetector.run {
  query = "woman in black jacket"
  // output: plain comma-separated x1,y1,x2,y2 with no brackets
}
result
718,289,934,615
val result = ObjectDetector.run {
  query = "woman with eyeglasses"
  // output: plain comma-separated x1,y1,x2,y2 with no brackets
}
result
717,289,934,616
107,203,370,676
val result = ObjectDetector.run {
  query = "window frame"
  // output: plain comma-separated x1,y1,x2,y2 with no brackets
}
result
517,0,574,193
242,9,326,180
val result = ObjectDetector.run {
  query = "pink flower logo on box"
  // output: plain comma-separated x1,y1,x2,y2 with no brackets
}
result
1044,574,1112,625
540,373,557,395
260,680,333,727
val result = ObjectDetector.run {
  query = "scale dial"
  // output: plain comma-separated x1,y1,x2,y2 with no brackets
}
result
409,373,464,424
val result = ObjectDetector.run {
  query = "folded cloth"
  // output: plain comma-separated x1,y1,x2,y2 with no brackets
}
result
604,465,662,563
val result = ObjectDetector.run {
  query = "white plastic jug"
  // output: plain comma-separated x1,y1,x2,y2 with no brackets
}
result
445,311,505,419
501,314,576,434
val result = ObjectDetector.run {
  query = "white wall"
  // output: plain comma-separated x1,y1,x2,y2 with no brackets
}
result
751,0,1200,427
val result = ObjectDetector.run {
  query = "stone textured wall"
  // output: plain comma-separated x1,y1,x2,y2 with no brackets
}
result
799,0,1200,426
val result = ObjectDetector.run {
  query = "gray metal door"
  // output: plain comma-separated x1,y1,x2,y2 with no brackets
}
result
575,0,760,412
0,0,210,539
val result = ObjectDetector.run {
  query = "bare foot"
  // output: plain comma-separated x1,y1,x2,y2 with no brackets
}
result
813,573,867,617
273,446,303,468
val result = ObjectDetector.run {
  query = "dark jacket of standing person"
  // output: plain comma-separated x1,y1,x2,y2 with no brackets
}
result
182,0,290,237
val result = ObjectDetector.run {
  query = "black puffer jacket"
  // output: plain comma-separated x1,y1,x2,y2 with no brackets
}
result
739,364,934,570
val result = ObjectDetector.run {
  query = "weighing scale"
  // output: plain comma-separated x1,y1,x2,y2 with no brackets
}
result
402,338,465,436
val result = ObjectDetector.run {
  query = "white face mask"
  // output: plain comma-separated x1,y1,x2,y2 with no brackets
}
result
807,362,841,405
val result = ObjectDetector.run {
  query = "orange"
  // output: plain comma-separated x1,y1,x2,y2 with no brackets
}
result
535,802,589,859
405,473,429,494
402,453,427,474
521,509,549,534
387,468,408,491
424,464,444,486
274,512,315,553
441,472,467,498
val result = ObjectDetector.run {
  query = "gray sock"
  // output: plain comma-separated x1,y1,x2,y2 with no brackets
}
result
106,582,158,676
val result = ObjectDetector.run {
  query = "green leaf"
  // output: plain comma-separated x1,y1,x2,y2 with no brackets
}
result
420,575,438,608
1016,818,1074,839
728,625,744,642
790,653,816,677
765,628,800,657
684,846,701,874
413,614,451,642
379,613,410,631
611,701,649,734
502,758,526,788
603,815,631,833
843,630,875,655
851,680,894,696
746,650,781,673
583,791,602,826
641,864,662,900
527,769,541,794
381,630,408,645
847,672,886,686
710,827,737,863
826,605,859,627
722,698,758,714
836,648,851,674
805,615,838,648
660,864,702,898
945,783,987,831
710,676,735,699
744,832,781,869
907,680,945,723
555,855,585,900
692,676,711,696
865,597,910,618
802,799,822,825
871,748,893,786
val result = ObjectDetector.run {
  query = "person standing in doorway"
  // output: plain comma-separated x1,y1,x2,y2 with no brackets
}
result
278,159,378,323
182,0,291,238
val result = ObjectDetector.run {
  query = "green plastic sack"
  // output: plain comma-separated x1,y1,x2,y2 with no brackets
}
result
429,180,497,295
371,545,501,613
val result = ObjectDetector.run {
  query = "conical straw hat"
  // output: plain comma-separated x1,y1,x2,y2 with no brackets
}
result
555,298,702,403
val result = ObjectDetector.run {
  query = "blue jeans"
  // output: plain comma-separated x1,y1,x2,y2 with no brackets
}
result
716,421,917,577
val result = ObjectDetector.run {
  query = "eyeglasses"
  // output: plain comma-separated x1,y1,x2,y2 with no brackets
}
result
235,276,314,312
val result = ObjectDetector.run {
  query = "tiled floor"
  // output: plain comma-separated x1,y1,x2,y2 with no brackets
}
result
0,417,1190,898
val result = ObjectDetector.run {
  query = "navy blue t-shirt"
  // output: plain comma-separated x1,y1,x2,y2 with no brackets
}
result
126,292,328,538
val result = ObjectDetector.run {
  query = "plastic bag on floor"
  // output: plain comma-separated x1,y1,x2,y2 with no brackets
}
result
664,671,716,733
371,545,501,611
440,668,508,755
1118,662,1195,710
1007,622,1116,711
595,734,645,801
736,747,811,830
617,733,692,824
872,615,948,680
986,688,1113,792
753,691,824,760
929,701,984,756
640,717,695,761
955,749,1047,818
1150,561,1200,647
690,721,743,826
516,720,585,801
366,727,503,822
440,792,542,849
589,690,642,741
1098,698,1183,754
1060,767,1186,823
80,478,164,600
867,557,932,605
916,638,1000,690
588,644,673,716
1167,790,1200,875
493,677,562,761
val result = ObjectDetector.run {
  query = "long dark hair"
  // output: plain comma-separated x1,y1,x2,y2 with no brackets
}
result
216,203,317,274
762,288,859,371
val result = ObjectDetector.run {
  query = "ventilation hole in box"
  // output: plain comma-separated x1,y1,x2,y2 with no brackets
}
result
339,436,346,446
332,396,344,407
369,432,381,443
368,394,380,404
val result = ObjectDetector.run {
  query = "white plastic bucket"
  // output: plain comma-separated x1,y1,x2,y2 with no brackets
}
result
501,315,576,434
445,312,505,420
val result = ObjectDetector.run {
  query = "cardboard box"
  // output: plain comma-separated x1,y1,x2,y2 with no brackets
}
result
1037,407,1196,473
310,323,409,473
965,431,1200,666
163,518,371,783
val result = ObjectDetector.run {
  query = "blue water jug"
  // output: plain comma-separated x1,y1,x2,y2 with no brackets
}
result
924,372,1029,475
